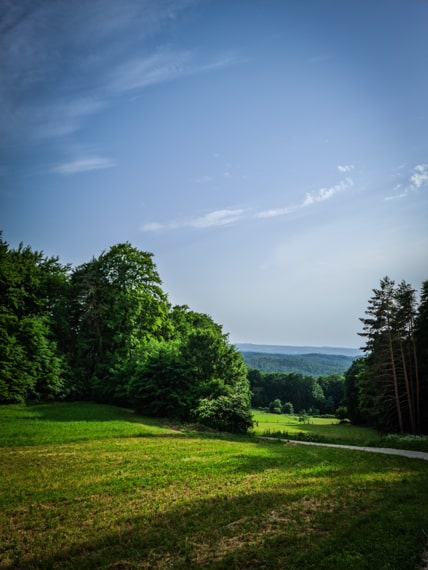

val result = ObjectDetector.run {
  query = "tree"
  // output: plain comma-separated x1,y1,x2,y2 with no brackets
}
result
359,277,404,432
130,307,253,428
282,401,294,414
358,276,427,433
415,281,428,432
0,236,67,402
344,357,367,425
268,398,282,414
69,243,170,400
194,393,253,433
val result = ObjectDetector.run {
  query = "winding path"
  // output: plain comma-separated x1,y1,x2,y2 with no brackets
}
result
263,438,428,461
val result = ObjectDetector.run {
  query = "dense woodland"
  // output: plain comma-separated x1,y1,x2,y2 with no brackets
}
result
242,352,354,376
345,277,428,434
0,234,427,434
0,236,252,433
248,370,345,415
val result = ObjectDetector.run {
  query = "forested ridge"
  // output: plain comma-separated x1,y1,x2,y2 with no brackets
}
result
241,351,355,376
1,234,427,434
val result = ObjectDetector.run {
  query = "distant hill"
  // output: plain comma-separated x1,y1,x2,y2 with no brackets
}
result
236,343,362,357
235,344,362,376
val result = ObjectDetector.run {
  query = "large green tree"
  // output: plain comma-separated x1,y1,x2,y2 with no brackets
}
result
129,307,253,430
69,243,170,400
0,236,68,402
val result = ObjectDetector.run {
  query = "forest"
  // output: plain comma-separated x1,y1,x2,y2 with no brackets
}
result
241,351,355,376
0,236,252,433
1,234,427,434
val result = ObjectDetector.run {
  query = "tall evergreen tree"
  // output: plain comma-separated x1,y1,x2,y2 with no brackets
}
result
415,280,428,432
358,276,426,433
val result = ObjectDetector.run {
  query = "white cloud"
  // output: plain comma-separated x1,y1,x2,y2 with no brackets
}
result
142,175,354,231
256,206,294,219
51,155,116,175
142,208,246,232
385,163,428,200
410,163,428,188
303,178,353,206
190,209,246,228
337,164,354,173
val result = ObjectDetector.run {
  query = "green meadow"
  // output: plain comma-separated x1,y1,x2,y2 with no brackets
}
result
252,410,428,452
1,403,427,569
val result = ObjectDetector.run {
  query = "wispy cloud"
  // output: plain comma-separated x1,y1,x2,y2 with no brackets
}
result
257,177,353,219
337,164,354,173
142,176,353,231
141,208,246,232
109,51,240,93
0,1,240,145
410,163,428,188
385,163,428,200
51,155,116,175
190,209,246,228
303,178,353,206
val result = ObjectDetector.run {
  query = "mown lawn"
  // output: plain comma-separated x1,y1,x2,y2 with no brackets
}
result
1,402,427,569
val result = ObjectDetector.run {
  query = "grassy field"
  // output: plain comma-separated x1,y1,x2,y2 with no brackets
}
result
1,402,427,569
252,410,428,452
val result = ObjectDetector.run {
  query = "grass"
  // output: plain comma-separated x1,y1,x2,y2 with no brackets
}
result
252,410,428,452
1,402,427,569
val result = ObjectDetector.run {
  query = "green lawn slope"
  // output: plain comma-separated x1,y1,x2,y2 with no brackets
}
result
1,402,427,569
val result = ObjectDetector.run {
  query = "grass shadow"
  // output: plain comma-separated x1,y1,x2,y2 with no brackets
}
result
9,474,426,570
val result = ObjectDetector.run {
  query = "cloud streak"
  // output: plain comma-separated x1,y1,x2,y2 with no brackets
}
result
51,155,116,175
142,177,354,232
385,163,428,200
109,51,241,94
0,1,240,145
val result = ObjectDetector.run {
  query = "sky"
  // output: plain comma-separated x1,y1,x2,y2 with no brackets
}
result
1,0,427,349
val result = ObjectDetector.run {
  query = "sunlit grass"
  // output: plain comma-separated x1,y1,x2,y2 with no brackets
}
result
1,403,427,569
251,410,428,451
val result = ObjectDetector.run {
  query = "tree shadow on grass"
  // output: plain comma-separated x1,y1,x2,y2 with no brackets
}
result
24,401,148,423
8,453,427,570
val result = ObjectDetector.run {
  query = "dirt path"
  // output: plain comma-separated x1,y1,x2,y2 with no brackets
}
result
264,438,428,461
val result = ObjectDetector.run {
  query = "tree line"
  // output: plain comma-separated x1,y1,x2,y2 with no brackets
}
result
345,277,428,434
248,370,345,415
0,236,253,433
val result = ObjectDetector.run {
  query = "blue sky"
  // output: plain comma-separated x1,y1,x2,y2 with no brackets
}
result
1,0,427,348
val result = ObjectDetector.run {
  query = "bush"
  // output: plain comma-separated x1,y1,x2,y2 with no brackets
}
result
194,394,254,433
335,405,349,420
268,398,282,414
282,401,294,414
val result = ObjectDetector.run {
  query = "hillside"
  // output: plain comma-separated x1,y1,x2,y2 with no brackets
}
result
236,343,362,357
240,351,355,376
236,344,360,376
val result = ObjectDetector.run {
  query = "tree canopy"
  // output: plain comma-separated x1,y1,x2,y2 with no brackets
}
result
0,236,252,433
346,277,428,434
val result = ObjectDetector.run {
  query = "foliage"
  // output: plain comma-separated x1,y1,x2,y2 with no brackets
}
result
355,277,427,434
268,398,282,414
282,401,294,414
194,393,254,433
248,369,344,415
0,236,253,432
0,235,68,402
241,350,354,376
68,242,170,399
